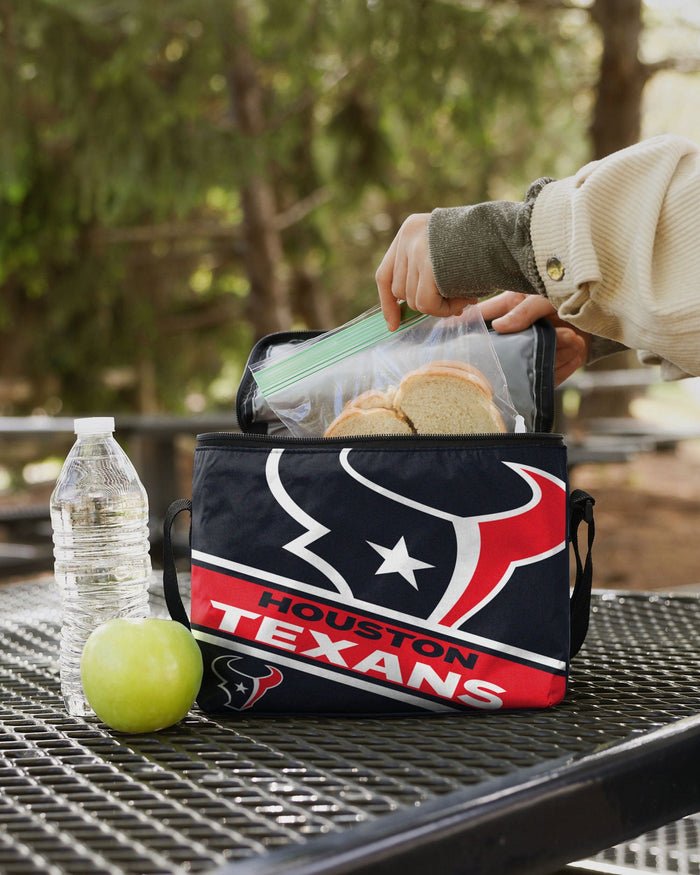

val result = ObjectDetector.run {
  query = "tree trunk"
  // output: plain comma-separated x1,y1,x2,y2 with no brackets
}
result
222,2,292,340
290,268,334,331
577,0,649,422
589,0,647,159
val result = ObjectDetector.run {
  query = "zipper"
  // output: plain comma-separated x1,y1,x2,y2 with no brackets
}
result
196,431,564,449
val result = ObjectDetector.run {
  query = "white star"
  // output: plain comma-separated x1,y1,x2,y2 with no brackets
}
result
235,682,248,693
367,536,434,589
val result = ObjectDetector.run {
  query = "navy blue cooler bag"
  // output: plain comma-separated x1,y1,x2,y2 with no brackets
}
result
163,321,595,715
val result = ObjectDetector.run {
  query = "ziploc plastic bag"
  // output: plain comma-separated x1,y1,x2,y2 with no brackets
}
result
250,304,521,438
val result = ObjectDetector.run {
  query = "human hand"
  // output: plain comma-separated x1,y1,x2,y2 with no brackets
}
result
375,213,476,331
479,291,591,386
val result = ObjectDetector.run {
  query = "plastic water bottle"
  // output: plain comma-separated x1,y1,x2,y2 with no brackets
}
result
50,417,151,716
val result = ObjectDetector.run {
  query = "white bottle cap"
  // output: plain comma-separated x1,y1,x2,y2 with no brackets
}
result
74,417,116,436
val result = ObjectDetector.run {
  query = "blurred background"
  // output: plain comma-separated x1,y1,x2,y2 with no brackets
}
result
1,0,700,586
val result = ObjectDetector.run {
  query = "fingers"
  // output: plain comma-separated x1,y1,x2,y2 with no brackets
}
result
376,235,403,332
480,292,592,385
377,213,477,329
481,292,557,333
553,327,589,386
430,292,477,318
478,291,528,323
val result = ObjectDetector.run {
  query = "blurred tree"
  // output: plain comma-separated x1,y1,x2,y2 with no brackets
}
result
577,0,699,414
590,0,647,157
0,0,593,415
590,0,700,158
518,0,700,157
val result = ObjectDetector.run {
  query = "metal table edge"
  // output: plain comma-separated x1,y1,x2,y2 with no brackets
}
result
210,713,700,875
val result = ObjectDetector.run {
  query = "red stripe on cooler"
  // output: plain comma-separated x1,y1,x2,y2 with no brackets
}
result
191,565,566,710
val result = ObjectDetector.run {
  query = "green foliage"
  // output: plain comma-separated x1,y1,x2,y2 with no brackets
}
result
0,0,594,415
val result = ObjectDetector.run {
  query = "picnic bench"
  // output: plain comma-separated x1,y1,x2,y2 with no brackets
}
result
0,363,695,577
557,366,700,468
0,575,698,874
0,412,238,516
0,414,238,576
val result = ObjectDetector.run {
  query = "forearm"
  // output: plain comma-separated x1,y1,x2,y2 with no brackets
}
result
531,135,700,375
428,179,550,299
428,135,700,377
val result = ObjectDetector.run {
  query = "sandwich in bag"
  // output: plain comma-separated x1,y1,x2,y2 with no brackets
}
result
324,359,507,437
249,305,522,438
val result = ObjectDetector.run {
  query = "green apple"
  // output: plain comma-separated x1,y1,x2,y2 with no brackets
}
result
81,617,203,733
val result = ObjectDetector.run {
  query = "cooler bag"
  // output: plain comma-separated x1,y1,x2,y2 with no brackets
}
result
162,321,595,715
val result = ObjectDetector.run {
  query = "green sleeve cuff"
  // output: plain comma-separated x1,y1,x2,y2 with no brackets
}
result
427,179,553,299
589,336,628,363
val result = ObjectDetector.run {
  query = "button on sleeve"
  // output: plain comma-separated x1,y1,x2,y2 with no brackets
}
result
546,256,566,281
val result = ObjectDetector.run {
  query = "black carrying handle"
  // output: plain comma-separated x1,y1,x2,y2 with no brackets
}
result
162,491,596,657
569,489,595,658
162,498,192,630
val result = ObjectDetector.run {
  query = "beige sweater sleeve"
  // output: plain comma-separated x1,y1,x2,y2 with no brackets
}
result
531,134,700,377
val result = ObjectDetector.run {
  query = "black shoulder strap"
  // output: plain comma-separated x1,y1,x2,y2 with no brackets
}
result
162,498,192,630
569,489,596,658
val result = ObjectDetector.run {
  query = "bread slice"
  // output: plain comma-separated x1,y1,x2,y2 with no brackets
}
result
352,386,396,409
393,369,505,435
324,406,413,437
322,362,505,437
413,360,493,399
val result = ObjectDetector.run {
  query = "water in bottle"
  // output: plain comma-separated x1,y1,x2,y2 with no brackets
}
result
50,417,151,716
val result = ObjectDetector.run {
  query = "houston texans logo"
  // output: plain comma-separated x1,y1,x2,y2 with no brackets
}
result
211,654,283,710
265,448,566,629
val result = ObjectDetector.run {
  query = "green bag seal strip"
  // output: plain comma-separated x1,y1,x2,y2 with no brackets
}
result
253,305,427,396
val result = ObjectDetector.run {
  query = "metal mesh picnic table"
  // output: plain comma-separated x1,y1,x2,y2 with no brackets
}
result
0,577,698,874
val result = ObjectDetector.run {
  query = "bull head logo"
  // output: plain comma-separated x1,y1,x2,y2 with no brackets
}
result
211,654,283,710
266,448,566,629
